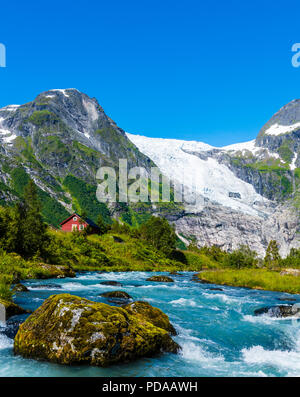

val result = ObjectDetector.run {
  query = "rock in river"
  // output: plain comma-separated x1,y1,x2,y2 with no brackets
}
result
14,294,180,366
0,298,29,320
12,284,29,293
100,281,122,286
146,276,174,283
100,291,132,304
254,305,300,318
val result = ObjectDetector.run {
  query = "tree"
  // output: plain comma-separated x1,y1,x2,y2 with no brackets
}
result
97,214,109,235
264,240,281,269
21,180,48,257
224,245,258,269
139,216,176,256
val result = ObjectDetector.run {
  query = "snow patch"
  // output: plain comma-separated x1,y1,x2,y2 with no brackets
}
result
264,122,300,136
291,153,298,171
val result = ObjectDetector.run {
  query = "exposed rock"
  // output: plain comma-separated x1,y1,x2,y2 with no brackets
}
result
14,294,180,366
209,288,223,291
100,281,122,286
100,291,132,299
100,291,132,304
146,276,174,283
12,284,29,293
123,301,177,336
254,305,300,318
35,264,76,279
174,203,300,258
280,268,300,277
0,298,29,319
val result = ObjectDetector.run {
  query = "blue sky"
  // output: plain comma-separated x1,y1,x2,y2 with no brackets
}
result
0,0,300,146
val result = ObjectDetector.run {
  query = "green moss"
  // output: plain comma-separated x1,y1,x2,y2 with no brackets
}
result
278,142,294,164
14,294,179,366
27,110,59,126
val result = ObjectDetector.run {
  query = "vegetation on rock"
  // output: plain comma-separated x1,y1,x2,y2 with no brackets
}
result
14,294,180,366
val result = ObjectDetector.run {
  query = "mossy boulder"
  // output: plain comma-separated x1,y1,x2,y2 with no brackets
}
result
123,301,177,336
100,291,132,305
14,294,180,366
146,276,174,283
36,264,76,279
12,284,29,293
0,298,29,319
101,291,131,299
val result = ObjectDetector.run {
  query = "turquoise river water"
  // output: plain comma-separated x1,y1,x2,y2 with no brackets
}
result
1,271,300,377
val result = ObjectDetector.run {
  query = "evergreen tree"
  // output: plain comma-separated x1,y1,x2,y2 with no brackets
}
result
264,240,281,269
139,216,176,256
97,214,109,235
21,180,48,257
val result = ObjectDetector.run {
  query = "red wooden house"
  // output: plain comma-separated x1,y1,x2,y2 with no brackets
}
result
60,213,100,233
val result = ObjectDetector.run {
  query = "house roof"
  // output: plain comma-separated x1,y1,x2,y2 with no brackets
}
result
60,213,100,229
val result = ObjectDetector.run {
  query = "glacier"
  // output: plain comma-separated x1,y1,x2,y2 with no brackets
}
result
126,133,271,217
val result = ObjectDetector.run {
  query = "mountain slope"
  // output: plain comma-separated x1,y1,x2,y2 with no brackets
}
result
0,89,155,226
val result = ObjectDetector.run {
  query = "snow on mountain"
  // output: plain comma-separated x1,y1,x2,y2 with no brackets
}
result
126,133,270,217
264,122,300,136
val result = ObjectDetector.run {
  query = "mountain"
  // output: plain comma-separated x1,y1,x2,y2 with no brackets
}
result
0,89,155,226
127,99,300,257
0,89,299,256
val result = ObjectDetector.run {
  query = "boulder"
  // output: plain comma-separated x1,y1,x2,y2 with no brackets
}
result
100,291,132,305
12,284,29,293
0,298,29,320
254,305,300,318
209,288,223,291
100,291,132,299
100,281,122,286
123,301,177,336
35,264,76,279
146,276,174,283
14,294,180,366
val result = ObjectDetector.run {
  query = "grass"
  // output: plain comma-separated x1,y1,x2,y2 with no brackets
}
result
49,231,208,272
197,269,300,294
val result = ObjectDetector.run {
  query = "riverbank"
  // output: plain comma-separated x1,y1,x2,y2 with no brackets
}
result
196,269,300,294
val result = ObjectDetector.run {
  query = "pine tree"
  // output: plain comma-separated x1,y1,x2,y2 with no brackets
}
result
264,240,281,269
21,180,48,257
97,214,109,235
